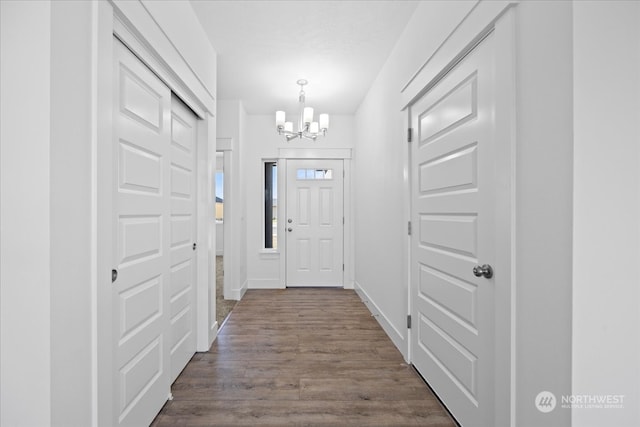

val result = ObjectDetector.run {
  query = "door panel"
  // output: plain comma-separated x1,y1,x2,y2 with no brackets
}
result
168,96,197,383
113,39,171,427
411,33,496,426
286,159,344,287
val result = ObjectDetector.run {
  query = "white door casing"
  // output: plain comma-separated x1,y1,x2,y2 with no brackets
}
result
410,32,496,426
112,38,171,426
168,95,197,383
286,159,344,287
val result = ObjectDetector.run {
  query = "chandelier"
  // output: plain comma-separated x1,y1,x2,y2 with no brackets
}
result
275,79,329,141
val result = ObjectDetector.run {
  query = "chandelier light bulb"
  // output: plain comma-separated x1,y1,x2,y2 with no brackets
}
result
303,107,314,124
319,114,329,130
276,111,286,127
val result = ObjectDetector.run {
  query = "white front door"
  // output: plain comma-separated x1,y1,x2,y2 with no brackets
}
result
112,39,171,426
168,96,197,383
286,159,344,287
410,33,497,426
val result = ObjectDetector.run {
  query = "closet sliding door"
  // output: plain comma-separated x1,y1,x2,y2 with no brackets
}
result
112,38,197,427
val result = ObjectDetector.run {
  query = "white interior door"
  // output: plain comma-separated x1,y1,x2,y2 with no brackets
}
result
112,39,171,426
168,96,197,383
286,159,344,287
410,33,496,426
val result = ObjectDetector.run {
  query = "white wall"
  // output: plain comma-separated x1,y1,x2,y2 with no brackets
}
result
244,114,355,289
514,2,574,425
1,1,217,425
217,100,249,299
354,0,477,361
50,2,94,425
141,0,217,99
573,2,640,426
355,1,575,426
1,2,53,425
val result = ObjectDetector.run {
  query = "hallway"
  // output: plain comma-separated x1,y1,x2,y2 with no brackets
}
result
152,289,455,426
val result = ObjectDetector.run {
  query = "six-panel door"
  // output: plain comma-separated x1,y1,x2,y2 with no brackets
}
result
410,33,497,427
113,38,171,427
168,96,197,383
286,159,344,287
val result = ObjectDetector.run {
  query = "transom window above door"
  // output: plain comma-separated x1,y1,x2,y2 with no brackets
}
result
296,169,333,180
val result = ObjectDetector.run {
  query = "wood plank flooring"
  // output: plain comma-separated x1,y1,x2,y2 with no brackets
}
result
152,288,456,426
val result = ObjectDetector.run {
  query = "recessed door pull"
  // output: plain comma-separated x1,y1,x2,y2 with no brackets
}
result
112,269,118,283
473,264,493,279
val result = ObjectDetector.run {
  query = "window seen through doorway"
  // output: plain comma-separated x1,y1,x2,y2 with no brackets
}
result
215,171,224,221
264,161,277,249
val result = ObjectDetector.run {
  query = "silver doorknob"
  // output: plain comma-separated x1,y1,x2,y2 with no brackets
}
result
473,264,493,279
288,228,293,232
288,219,293,223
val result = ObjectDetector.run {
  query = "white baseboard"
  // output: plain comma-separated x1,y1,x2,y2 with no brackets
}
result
228,279,248,300
201,320,218,351
248,278,284,289
354,281,407,360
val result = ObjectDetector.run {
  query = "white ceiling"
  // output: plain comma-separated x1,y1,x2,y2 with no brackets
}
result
190,0,419,115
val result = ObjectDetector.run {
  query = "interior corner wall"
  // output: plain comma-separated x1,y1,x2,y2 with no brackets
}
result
356,1,575,425
238,103,248,293
140,0,217,98
50,1,94,426
572,2,640,426
0,2,53,425
513,2,574,426
354,0,478,359
3,0,218,424
244,114,355,289
217,100,248,298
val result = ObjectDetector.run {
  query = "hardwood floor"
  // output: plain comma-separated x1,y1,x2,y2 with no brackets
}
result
216,256,237,327
152,288,456,426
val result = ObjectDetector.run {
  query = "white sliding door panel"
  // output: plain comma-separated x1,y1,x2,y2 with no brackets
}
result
410,33,497,427
168,96,197,383
113,38,171,427
286,159,344,287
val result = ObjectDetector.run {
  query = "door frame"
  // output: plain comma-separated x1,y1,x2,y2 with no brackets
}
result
404,7,516,426
95,2,216,425
215,139,234,302
278,148,353,289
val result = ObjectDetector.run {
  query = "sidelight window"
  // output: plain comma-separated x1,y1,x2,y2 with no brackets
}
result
264,161,278,249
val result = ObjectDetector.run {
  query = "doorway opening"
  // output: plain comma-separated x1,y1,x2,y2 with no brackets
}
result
215,151,236,326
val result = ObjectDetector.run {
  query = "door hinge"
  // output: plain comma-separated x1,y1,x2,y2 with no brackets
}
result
407,315,412,329
407,128,413,143
408,221,412,236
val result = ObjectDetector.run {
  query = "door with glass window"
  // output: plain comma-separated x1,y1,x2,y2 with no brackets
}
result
286,159,344,287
